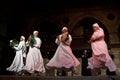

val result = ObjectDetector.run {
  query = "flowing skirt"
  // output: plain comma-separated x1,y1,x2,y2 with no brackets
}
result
6,51,24,72
23,47,45,73
87,41,116,72
46,44,80,71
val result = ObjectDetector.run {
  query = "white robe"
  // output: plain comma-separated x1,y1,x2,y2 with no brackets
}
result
23,37,45,73
6,41,26,72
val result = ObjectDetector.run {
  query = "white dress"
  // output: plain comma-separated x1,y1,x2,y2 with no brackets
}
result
23,37,45,73
6,41,26,72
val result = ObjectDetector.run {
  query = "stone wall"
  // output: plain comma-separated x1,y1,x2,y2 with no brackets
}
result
111,48,120,75
52,6,120,45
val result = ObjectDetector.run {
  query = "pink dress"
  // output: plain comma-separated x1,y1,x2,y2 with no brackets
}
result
23,37,45,73
46,34,80,71
87,28,116,72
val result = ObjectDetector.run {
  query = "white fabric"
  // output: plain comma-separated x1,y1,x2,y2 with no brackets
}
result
33,31,38,34
92,23,99,28
62,27,68,31
21,36,25,40
6,40,26,72
23,37,45,73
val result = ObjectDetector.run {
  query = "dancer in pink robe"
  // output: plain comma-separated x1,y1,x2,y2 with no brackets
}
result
46,27,80,75
87,23,116,75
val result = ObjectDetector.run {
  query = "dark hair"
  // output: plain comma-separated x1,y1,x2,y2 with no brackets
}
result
108,48,111,50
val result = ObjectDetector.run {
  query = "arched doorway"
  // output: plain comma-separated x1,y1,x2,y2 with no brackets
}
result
71,17,110,49
118,25,120,42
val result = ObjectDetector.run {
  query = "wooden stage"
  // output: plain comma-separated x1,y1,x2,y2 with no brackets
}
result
0,76,120,80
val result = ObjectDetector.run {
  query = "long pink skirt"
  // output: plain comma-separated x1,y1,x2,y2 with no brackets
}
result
87,41,116,72
46,44,80,71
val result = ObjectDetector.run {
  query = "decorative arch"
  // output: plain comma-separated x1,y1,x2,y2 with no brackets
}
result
71,17,110,45
118,25,120,42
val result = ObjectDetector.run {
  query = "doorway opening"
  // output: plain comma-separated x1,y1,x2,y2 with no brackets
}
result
71,17,110,48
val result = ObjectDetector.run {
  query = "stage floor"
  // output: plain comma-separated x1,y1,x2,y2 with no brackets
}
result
0,76,120,80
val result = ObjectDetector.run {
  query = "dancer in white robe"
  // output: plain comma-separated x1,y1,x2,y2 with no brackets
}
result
23,31,45,74
6,36,26,73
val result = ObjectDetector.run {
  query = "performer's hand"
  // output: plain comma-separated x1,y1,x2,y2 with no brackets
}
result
12,46,15,50
56,36,59,40
88,38,94,43
87,40,91,43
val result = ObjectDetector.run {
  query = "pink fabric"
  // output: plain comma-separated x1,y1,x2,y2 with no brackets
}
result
46,34,80,71
23,47,45,73
23,37,45,73
87,27,116,72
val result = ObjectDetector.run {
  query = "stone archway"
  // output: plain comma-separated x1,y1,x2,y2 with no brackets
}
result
71,17,110,47
118,25,120,42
